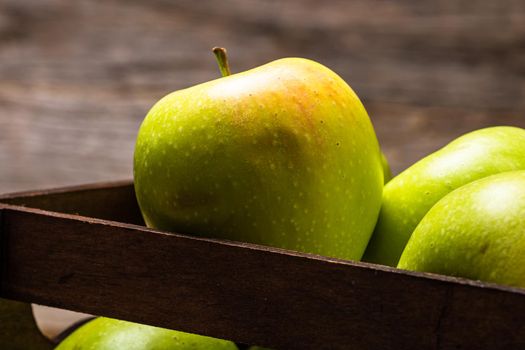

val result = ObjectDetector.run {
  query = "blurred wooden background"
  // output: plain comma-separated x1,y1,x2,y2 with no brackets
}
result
1,0,524,339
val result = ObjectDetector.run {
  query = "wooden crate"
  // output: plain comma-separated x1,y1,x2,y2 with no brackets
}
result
1,181,525,349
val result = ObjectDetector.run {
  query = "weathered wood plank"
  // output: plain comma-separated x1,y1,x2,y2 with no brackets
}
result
0,180,141,225
1,0,524,109
1,196,525,349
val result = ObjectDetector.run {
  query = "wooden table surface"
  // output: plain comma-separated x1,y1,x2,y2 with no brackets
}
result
1,0,524,340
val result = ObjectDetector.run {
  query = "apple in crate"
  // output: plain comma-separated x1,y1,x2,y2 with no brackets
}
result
55,317,237,350
364,126,525,266
398,170,525,288
134,48,384,260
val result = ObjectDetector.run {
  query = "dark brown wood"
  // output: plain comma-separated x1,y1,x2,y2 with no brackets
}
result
2,182,525,349
0,180,142,225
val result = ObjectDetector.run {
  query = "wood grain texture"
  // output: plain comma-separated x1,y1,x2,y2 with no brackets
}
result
0,180,142,225
2,183,525,349
1,0,525,193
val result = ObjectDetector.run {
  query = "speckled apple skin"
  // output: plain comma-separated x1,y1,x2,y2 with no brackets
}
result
398,171,525,288
55,317,238,350
364,126,525,266
134,58,383,261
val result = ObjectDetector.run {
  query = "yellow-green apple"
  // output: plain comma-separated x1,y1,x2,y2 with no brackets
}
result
0,298,52,350
381,152,392,184
55,317,237,350
363,126,525,266
398,170,525,288
134,48,384,260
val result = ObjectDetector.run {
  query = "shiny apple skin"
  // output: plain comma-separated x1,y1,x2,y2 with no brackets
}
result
134,58,383,260
398,171,525,288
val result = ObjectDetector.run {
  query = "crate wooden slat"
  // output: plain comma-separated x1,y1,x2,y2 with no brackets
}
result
1,181,525,349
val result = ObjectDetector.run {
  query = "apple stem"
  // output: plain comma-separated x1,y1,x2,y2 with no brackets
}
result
212,47,232,77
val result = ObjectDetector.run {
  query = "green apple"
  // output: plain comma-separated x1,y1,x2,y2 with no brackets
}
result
134,48,383,260
0,298,52,350
363,126,525,266
55,317,238,350
398,170,525,288
381,152,392,184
